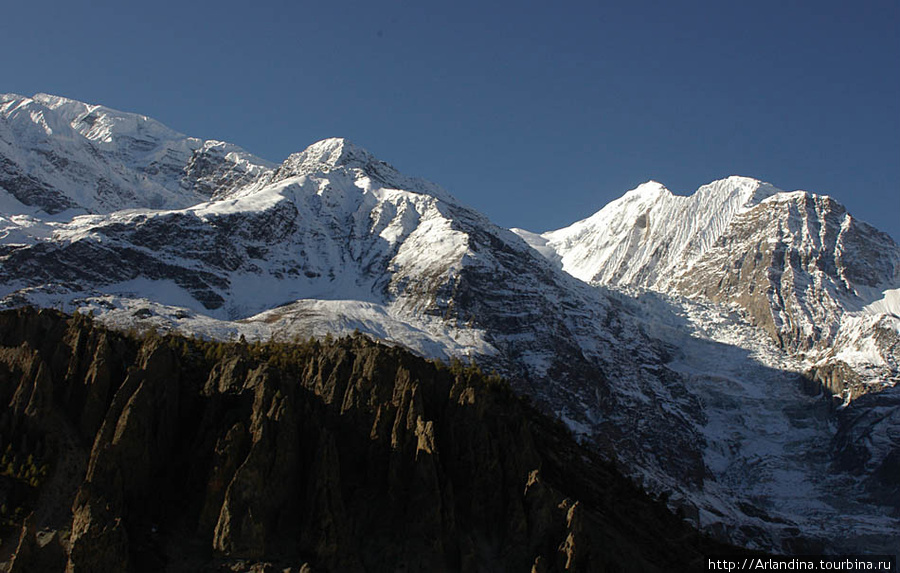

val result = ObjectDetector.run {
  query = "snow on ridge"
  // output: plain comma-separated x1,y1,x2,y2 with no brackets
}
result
0,93,22,105
271,137,461,206
863,287,900,318
0,93,276,216
510,227,562,268
275,137,375,178
30,92,183,145
1,95,452,216
2,93,273,168
531,176,784,286
623,180,671,198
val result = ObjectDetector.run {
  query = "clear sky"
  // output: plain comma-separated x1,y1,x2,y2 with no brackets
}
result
3,0,898,239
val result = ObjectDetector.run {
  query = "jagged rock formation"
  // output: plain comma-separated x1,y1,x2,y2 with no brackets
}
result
0,307,744,572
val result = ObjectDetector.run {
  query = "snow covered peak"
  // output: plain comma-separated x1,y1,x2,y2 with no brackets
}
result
522,176,790,287
0,93,274,215
305,137,373,167
4,92,185,146
624,180,671,198
271,138,460,205
275,138,378,179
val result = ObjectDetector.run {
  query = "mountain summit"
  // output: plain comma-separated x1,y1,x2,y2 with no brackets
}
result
276,137,376,173
519,176,783,287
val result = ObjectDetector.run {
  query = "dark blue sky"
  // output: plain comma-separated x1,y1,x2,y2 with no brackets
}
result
4,0,898,239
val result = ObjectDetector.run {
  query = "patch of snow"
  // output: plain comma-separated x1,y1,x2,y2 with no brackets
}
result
510,227,562,268
863,287,900,318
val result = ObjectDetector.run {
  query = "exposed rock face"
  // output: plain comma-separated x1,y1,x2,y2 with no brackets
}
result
677,194,896,349
673,193,900,410
515,179,900,553
0,307,743,571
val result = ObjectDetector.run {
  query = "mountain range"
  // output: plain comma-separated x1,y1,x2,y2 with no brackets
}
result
1,93,898,556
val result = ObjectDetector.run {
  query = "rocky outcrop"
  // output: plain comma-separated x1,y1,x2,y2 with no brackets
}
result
676,194,898,353
0,307,747,571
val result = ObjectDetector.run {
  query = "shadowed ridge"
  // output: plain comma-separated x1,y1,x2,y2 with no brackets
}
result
0,307,756,572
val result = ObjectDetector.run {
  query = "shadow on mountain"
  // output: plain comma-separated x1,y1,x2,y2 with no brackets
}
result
600,288,900,554
0,307,757,572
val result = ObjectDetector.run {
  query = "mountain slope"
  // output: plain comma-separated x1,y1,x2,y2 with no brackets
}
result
677,192,898,394
0,132,702,498
517,177,900,552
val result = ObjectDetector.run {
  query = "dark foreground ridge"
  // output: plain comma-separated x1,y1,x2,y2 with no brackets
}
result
0,307,750,572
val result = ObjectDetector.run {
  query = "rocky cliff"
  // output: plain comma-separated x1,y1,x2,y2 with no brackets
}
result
0,307,744,572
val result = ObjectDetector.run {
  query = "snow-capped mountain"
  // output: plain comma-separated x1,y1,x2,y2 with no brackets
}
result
0,93,273,216
519,177,779,288
1,94,897,554
516,177,900,403
517,176,900,552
